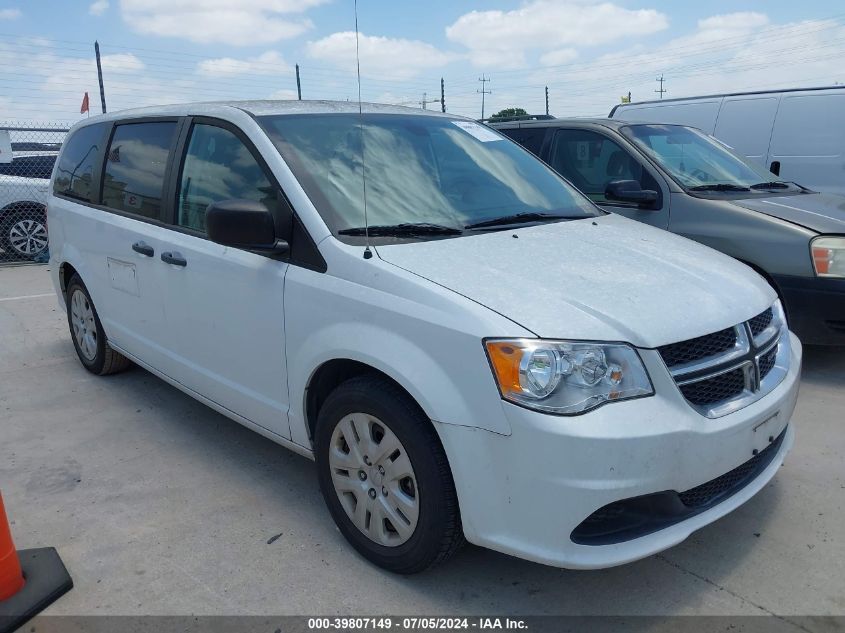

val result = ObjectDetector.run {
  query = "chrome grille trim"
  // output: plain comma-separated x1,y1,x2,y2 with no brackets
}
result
660,301,790,418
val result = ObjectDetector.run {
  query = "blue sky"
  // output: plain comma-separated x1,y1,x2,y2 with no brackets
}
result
2,0,844,122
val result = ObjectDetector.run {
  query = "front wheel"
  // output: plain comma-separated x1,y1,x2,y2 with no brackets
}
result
315,375,464,573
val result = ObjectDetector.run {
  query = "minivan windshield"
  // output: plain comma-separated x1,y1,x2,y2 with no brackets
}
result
259,113,599,242
621,124,790,193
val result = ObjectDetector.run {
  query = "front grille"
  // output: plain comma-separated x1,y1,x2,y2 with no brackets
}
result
748,308,773,337
680,367,746,406
758,346,777,380
679,429,785,507
658,327,736,368
659,305,786,417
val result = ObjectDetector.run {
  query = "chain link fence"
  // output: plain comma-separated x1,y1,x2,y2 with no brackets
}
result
0,122,68,264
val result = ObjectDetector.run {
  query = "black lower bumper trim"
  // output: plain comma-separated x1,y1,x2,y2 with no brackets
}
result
771,274,845,346
571,427,787,546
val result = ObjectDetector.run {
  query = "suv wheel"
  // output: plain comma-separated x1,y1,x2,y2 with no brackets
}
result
66,274,131,375
1,206,48,261
315,375,464,573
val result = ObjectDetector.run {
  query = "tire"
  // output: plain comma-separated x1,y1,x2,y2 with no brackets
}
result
66,274,132,376
315,375,464,574
0,205,48,261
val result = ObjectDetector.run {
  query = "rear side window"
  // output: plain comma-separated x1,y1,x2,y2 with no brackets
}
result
0,155,57,180
500,127,547,156
102,122,177,219
53,124,108,202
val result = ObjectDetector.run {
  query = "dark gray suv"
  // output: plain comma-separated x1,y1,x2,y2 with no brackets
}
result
491,117,845,345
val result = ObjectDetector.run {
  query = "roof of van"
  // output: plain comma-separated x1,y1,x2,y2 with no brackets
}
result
72,100,460,125
609,84,845,117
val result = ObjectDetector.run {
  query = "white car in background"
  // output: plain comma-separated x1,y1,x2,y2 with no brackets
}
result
0,151,57,261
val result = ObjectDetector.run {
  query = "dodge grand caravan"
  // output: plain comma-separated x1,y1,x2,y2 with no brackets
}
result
48,101,801,573
493,118,845,345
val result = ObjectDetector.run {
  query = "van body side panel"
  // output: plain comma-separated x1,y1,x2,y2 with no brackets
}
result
713,97,779,166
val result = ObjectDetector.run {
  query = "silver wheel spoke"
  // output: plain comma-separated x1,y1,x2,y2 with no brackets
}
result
69,289,97,361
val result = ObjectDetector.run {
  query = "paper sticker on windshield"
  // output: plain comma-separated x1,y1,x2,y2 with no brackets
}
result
451,121,502,142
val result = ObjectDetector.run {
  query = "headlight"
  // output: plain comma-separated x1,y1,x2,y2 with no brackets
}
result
811,236,845,278
485,339,654,415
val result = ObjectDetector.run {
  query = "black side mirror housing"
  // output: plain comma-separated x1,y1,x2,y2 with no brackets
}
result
206,199,289,255
605,180,659,207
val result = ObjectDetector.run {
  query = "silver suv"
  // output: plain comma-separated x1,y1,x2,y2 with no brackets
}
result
491,118,845,345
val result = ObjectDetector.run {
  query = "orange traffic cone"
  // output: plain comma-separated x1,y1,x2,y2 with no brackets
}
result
0,496,25,601
0,492,73,633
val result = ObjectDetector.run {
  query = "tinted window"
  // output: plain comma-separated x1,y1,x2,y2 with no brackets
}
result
500,127,546,155
0,155,57,180
177,124,279,233
102,122,177,219
549,129,657,204
260,114,597,243
53,124,107,202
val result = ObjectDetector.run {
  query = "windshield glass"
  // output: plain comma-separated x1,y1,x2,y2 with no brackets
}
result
259,113,598,241
621,124,779,191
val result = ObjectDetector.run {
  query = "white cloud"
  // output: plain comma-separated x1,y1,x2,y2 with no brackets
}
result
531,15,845,117
539,48,578,67
119,0,328,45
197,51,288,77
0,8,21,19
89,0,109,16
446,0,669,69
306,32,456,80
268,89,299,100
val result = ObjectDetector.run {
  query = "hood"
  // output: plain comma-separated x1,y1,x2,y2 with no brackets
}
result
376,214,775,348
729,192,845,234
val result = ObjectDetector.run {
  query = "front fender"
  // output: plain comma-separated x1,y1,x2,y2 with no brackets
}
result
283,262,523,449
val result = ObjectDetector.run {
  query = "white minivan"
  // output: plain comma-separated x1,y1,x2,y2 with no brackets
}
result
611,86,845,195
48,101,802,573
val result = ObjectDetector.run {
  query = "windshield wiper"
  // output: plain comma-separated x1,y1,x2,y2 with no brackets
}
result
338,222,463,237
465,212,570,230
750,181,790,190
688,183,751,192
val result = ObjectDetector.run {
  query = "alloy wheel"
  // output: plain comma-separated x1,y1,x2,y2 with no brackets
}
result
8,218,48,257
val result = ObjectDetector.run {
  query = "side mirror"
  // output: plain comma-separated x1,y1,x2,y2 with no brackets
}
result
605,180,659,207
206,199,289,255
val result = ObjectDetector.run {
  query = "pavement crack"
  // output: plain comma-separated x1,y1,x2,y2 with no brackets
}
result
656,555,814,632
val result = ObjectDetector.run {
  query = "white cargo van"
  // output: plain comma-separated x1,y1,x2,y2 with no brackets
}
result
610,86,845,196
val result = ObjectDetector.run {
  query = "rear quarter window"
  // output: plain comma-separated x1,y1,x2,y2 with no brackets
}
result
53,123,109,202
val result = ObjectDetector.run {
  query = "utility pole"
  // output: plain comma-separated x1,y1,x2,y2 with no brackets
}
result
295,64,302,100
94,40,107,114
545,86,549,116
441,77,445,113
477,75,491,119
420,92,439,110
655,74,667,99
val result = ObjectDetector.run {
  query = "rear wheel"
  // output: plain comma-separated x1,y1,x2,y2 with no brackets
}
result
66,275,131,375
0,205,48,261
315,375,464,574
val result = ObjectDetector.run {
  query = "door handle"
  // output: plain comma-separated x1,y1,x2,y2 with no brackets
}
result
132,241,154,257
160,251,187,267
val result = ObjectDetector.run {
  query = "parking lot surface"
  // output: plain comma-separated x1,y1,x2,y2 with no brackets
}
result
1,264,844,617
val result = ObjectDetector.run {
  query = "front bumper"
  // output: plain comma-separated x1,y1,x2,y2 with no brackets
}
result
436,332,802,569
772,274,845,345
